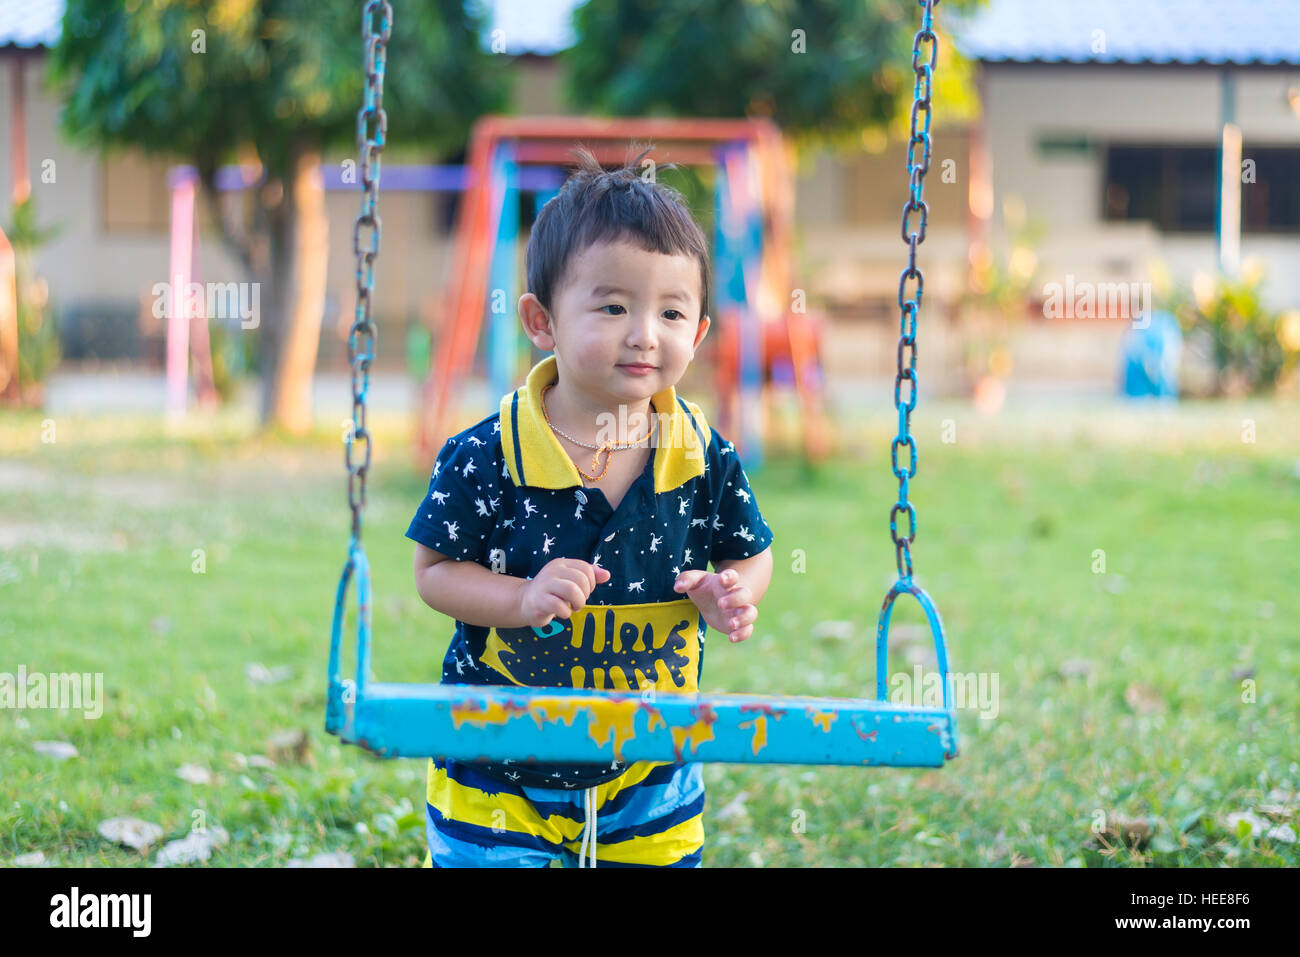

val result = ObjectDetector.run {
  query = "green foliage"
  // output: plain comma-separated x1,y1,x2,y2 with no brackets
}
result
1159,266,1298,397
6,197,62,392
963,196,1047,317
562,0,984,152
958,196,1046,380
208,319,258,402
49,0,510,174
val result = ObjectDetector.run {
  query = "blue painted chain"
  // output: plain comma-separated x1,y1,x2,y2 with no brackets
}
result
890,0,938,580
346,0,392,543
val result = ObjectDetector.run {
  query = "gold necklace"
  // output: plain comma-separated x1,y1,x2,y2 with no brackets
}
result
541,385,657,482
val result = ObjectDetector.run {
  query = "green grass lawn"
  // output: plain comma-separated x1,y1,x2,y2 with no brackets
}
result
1,397,1297,867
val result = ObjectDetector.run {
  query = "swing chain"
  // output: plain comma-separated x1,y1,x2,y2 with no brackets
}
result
346,0,392,543
890,0,938,580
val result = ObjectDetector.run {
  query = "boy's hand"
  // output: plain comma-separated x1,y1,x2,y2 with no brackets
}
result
673,568,757,643
519,558,610,627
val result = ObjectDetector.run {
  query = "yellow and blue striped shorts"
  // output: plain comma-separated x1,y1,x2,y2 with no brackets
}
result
423,757,705,867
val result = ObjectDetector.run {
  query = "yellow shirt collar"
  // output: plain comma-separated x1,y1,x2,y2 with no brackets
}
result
499,355,710,493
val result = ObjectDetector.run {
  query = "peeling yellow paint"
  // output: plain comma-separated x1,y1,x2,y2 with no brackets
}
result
671,719,715,759
529,697,585,729
738,716,768,755
645,707,666,733
449,700,527,729
807,709,837,733
584,699,641,760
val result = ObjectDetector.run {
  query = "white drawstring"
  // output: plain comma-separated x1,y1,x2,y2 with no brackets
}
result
578,786,597,867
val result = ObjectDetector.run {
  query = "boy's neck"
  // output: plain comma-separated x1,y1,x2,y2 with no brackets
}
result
543,376,655,446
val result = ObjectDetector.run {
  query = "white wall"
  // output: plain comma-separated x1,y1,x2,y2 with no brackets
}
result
982,63,1300,309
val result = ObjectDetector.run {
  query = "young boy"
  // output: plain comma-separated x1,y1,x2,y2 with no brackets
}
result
407,145,774,867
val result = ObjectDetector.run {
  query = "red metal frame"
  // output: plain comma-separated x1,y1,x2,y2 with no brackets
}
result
417,115,829,470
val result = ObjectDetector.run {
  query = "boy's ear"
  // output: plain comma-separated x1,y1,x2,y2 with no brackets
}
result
692,314,711,352
519,293,556,352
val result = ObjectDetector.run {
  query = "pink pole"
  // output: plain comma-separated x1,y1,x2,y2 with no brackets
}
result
166,168,197,420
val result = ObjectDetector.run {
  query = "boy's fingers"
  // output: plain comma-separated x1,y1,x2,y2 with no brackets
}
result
726,605,757,629
729,624,754,643
718,586,752,611
673,570,711,593
557,564,602,596
551,578,587,611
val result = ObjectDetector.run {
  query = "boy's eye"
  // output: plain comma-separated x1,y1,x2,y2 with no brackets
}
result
600,304,625,315
664,309,683,321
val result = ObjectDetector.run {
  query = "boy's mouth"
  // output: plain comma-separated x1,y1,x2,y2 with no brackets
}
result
618,362,657,372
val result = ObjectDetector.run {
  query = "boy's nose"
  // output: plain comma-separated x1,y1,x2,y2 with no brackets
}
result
625,313,659,349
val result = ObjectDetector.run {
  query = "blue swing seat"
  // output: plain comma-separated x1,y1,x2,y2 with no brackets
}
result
327,545,960,767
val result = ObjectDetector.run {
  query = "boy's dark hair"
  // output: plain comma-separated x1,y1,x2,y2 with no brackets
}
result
526,143,710,322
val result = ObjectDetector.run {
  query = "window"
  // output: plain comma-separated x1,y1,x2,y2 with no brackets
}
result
1104,144,1300,234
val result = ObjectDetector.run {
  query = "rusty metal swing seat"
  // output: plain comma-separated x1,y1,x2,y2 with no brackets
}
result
327,0,958,770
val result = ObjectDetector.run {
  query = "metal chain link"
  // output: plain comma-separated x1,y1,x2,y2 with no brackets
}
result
346,0,392,544
890,0,938,580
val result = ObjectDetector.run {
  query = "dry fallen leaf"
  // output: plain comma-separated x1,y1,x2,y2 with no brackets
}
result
246,662,294,686
33,741,78,761
715,791,750,822
267,729,312,766
1124,683,1164,715
286,851,355,868
176,763,211,785
98,817,164,852
1058,659,1094,679
1087,814,1152,849
153,826,230,867
810,620,855,642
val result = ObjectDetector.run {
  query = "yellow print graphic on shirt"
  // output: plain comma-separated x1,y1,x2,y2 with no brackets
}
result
480,599,702,693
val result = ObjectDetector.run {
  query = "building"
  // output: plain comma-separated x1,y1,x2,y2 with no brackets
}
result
1,0,1297,404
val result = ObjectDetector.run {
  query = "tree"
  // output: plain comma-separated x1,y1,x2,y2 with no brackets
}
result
561,0,981,153
51,0,508,431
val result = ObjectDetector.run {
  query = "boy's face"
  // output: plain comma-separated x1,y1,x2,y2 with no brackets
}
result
520,238,711,409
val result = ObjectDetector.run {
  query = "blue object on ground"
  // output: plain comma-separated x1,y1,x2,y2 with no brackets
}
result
1120,310,1181,398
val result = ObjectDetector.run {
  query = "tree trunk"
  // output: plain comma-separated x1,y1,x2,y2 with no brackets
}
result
262,146,328,433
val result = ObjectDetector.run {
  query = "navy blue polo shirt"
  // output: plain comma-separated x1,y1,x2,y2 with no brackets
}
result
405,355,774,789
